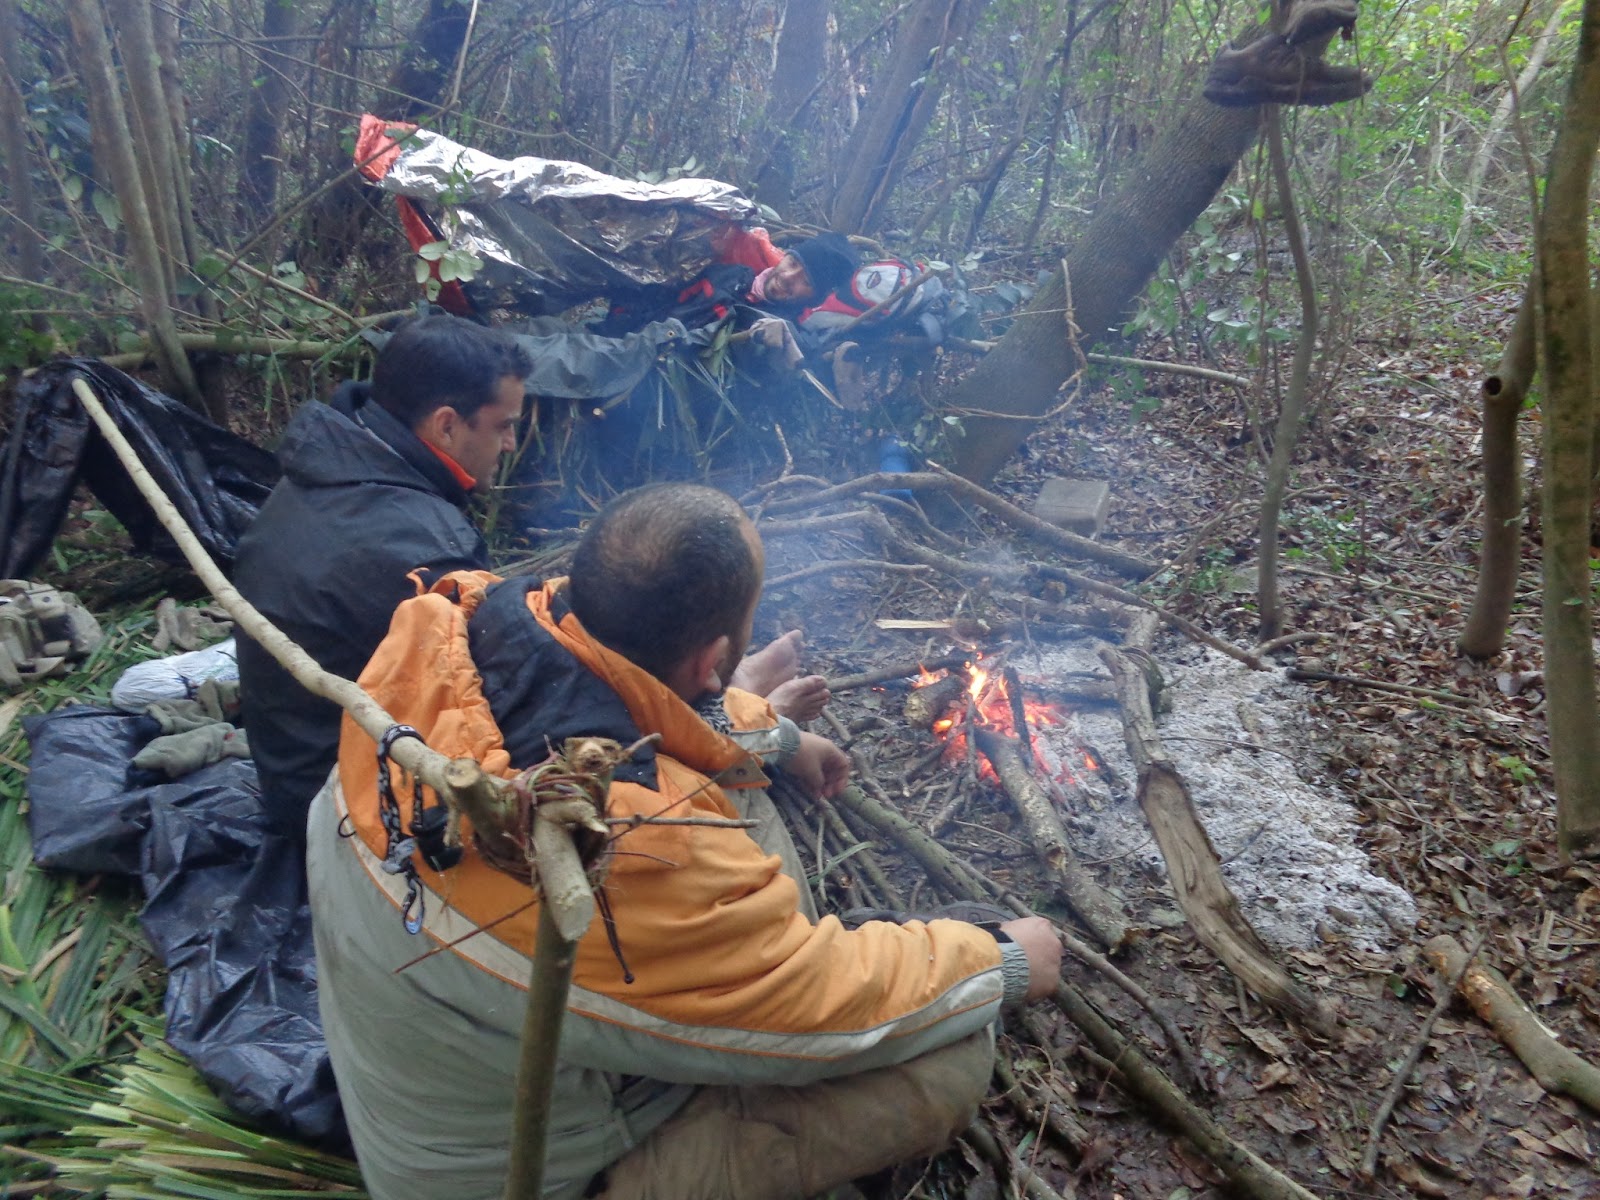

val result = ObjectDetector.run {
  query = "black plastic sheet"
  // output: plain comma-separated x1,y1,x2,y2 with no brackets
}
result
0,360,280,580
23,705,344,1148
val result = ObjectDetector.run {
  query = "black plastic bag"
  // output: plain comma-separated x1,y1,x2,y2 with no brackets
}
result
22,704,346,1148
0,360,280,579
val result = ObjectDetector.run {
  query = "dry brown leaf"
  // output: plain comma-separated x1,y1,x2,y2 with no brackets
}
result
1507,1128,1551,1156
1255,1060,1295,1090
1236,1025,1291,1059
1545,1125,1592,1162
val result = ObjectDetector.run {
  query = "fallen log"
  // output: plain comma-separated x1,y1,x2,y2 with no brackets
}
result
1422,934,1600,1114
1102,619,1339,1037
974,727,1130,952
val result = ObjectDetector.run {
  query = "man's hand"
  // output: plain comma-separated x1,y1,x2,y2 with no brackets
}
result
786,731,850,799
998,917,1063,1002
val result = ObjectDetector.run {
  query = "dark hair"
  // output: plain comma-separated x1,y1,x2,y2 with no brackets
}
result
371,315,533,430
568,483,760,682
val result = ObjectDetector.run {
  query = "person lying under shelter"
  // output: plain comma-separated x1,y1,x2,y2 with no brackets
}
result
307,481,1062,1200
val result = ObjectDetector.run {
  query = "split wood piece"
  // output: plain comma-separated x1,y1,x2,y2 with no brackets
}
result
903,672,969,728
100,330,365,370
879,609,1124,642
1033,476,1111,538
1051,982,1326,1200
1103,634,1339,1037
974,727,1130,953
1422,934,1600,1114
760,470,1158,578
825,653,972,694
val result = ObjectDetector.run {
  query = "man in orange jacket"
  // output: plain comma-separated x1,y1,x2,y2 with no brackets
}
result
308,482,1060,1200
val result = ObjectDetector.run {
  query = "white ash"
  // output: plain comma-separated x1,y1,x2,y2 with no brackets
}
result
1013,641,1417,952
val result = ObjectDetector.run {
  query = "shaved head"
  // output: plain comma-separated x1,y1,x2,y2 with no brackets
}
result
568,483,762,683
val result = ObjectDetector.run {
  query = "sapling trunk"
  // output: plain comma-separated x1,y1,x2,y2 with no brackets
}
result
1256,106,1319,643
1459,280,1535,658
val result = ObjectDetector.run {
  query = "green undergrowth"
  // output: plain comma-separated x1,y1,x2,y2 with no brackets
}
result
0,607,364,1197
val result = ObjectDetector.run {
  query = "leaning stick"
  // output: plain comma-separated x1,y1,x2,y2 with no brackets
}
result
1360,933,1486,1176
973,728,1130,952
68,374,586,1200
1422,934,1600,1114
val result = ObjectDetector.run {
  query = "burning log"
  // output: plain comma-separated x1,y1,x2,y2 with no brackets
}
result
973,727,1130,952
903,672,969,727
1103,622,1339,1036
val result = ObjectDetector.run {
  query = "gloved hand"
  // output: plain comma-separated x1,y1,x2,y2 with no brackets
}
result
747,317,805,369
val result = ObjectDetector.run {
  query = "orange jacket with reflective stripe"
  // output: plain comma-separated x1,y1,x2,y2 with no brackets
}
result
333,570,1005,1078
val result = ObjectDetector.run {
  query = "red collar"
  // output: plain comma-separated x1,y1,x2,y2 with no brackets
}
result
422,440,478,492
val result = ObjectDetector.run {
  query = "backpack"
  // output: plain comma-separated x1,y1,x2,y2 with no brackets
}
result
798,259,945,343
0,580,103,691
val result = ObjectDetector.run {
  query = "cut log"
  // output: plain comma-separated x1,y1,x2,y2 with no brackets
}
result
975,727,1130,952
1422,935,1600,1114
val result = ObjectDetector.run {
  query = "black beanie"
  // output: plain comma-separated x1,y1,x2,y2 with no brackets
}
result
788,233,857,297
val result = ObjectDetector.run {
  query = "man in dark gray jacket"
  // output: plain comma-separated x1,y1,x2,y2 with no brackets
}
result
233,315,532,838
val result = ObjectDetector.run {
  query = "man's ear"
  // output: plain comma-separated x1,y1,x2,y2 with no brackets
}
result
415,405,460,450
686,634,732,696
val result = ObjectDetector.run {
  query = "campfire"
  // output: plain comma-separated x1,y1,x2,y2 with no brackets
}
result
909,656,1101,794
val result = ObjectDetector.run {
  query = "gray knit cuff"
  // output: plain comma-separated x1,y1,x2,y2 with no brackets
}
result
772,716,803,765
998,940,1032,1004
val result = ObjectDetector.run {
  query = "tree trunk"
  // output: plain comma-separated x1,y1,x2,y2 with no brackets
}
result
749,0,829,211
241,0,298,219
0,0,43,324
828,0,987,234
1453,1,1567,254
942,98,1262,483
1459,279,1536,658
1257,107,1319,642
66,0,204,414
107,0,191,300
939,0,1371,483
294,0,470,283
1538,0,1600,862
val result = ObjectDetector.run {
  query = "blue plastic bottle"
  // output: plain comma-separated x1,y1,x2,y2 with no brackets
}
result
878,437,915,503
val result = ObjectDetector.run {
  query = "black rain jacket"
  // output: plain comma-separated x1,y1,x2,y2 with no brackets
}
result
233,382,488,838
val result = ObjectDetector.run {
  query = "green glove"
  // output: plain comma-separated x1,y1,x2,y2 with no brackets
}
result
132,724,251,779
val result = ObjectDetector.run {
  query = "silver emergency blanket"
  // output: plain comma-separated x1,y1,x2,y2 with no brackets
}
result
373,127,759,315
